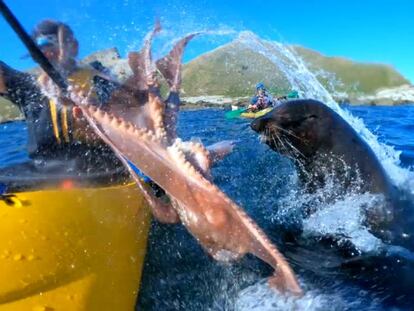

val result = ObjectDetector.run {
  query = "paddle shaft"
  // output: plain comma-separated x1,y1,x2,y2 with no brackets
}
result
0,0,68,93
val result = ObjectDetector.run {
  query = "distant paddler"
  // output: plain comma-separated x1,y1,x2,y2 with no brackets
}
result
225,82,274,119
247,82,274,112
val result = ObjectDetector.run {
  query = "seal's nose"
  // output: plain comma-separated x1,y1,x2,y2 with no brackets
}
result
250,117,266,132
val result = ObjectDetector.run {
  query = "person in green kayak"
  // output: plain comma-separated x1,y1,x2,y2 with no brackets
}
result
248,82,273,112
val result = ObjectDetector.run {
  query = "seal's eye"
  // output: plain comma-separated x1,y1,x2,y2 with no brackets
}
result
306,114,318,121
282,114,318,128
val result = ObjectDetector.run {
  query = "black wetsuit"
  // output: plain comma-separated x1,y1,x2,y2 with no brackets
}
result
1,61,119,158
0,61,127,190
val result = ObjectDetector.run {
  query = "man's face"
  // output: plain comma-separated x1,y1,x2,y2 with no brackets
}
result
36,33,78,63
36,34,60,62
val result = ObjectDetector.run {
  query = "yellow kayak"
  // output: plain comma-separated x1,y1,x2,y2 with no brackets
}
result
240,107,273,119
0,179,151,310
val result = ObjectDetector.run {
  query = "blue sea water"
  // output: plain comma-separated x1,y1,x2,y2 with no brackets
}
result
0,105,413,310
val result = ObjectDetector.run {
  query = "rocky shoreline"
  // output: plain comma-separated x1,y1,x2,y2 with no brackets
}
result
349,84,414,106
181,92,414,109
2,92,414,124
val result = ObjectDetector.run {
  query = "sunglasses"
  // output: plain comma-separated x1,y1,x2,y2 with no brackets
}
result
36,35,58,48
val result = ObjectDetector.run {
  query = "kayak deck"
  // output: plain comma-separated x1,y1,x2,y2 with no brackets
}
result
0,182,151,310
240,107,273,118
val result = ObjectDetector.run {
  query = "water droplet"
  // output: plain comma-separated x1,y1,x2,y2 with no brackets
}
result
66,294,75,301
13,254,24,261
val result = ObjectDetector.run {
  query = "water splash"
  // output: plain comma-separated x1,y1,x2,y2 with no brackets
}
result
236,31,413,187
301,193,385,253
269,170,386,253
235,280,384,311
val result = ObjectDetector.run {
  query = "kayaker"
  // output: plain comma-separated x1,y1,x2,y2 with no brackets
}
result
248,82,273,112
0,19,136,190
0,20,120,163
0,19,169,198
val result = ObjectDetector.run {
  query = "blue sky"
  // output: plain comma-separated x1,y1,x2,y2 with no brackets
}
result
1,0,413,82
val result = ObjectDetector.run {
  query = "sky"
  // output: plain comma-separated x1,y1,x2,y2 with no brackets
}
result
1,0,413,83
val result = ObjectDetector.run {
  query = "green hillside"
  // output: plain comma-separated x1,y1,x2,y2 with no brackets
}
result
294,46,409,94
182,39,409,97
0,97,22,123
182,42,289,97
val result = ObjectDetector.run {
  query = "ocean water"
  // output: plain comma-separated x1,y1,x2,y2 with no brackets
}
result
0,105,413,310
134,106,414,311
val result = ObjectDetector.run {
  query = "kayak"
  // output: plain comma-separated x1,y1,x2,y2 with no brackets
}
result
240,107,273,119
225,107,273,119
0,163,151,310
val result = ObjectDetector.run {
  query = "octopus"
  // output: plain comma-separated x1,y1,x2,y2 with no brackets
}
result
67,22,302,296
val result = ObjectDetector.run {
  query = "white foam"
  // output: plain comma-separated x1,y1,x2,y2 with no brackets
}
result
235,280,382,311
302,193,385,253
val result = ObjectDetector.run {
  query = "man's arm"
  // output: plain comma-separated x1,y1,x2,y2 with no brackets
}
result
0,61,41,109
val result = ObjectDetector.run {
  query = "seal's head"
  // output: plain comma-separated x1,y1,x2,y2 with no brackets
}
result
251,99,336,159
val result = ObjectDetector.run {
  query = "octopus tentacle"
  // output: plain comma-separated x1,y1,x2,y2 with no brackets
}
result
156,33,200,142
140,19,161,87
206,140,235,165
176,139,212,177
156,32,200,92
79,103,302,296
108,21,164,134
73,93,179,224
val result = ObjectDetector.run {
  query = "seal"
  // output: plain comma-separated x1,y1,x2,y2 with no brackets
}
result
251,99,414,309
250,99,400,239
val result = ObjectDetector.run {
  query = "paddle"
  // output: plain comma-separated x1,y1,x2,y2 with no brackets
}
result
225,108,248,119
